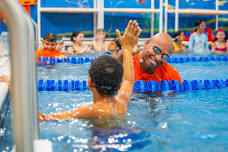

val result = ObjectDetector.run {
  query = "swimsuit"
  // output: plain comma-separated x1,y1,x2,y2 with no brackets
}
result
215,43,227,52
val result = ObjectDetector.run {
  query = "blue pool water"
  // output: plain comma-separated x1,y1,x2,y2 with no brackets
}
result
1,55,228,151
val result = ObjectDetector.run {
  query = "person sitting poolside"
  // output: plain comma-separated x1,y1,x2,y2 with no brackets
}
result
114,32,182,83
38,20,141,121
36,33,67,62
67,31,91,55
172,31,185,54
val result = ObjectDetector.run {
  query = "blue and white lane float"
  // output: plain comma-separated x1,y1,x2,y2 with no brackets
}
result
37,79,228,92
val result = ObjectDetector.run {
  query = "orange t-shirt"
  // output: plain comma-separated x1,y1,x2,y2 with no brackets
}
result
36,49,66,62
133,54,182,83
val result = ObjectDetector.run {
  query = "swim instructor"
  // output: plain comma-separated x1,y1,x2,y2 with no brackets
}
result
114,32,182,83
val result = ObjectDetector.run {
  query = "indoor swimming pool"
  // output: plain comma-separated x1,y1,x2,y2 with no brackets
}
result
0,54,228,152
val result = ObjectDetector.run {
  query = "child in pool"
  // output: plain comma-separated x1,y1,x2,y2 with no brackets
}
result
92,29,109,52
36,33,66,62
39,20,141,121
108,39,143,56
188,20,209,54
211,29,228,54
106,39,121,55
172,31,185,53
67,31,91,55
56,40,67,56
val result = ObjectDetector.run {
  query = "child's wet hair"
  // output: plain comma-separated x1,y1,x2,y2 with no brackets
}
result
71,31,83,42
89,55,123,97
43,33,57,42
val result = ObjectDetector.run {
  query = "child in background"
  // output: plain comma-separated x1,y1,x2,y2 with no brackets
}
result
172,31,185,53
211,29,228,54
92,29,109,52
107,39,121,55
188,20,209,54
108,39,143,56
67,31,91,55
56,40,67,56
36,33,66,62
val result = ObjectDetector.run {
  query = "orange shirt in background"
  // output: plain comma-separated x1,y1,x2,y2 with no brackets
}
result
36,49,66,62
133,54,182,83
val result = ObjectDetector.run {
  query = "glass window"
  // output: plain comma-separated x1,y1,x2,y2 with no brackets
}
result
104,13,160,38
104,0,151,9
41,13,94,38
41,0,94,8
179,0,215,9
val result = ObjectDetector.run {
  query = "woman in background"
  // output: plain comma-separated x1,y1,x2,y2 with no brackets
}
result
211,29,228,54
172,31,185,53
67,31,91,55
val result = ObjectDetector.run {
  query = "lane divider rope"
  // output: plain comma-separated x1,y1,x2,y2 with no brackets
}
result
37,79,228,92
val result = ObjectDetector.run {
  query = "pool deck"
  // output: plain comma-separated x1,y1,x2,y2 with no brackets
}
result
0,57,10,109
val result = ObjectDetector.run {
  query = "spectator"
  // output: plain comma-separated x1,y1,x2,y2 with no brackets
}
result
188,20,209,54
211,29,228,54
36,33,66,63
172,31,185,53
92,29,109,52
67,31,91,55
107,39,121,55
56,39,67,55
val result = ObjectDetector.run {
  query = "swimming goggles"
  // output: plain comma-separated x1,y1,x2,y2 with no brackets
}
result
153,46,169,61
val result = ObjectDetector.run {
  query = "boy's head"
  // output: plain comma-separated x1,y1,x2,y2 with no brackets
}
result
56,40,64,52
96,29,106,40
88,55,123,97
42,33,57,50
194,20,206,32
173,31,184,42
108,39,121,53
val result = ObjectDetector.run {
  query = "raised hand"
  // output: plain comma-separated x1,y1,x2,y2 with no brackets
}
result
116,20,141,51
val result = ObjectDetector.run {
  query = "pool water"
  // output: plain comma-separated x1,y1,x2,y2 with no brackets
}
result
1,55,228,152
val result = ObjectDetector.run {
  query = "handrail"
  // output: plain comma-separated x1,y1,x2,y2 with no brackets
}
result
30,17,39,50
0,0,38,152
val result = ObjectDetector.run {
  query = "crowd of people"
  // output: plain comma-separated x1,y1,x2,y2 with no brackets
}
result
172,20,228,54
35,20,227,63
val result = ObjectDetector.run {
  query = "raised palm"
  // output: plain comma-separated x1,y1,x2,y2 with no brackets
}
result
116,20,141,51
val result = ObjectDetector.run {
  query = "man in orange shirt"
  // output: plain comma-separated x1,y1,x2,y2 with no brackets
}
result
114,32,182,83
36,33,66,63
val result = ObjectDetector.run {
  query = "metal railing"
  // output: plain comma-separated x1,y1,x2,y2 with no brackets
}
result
0,0,38,152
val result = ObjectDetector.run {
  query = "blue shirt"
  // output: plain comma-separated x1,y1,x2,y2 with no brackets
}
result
189,33,209,54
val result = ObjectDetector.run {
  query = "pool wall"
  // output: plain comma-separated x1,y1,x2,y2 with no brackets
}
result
0,57,10,110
